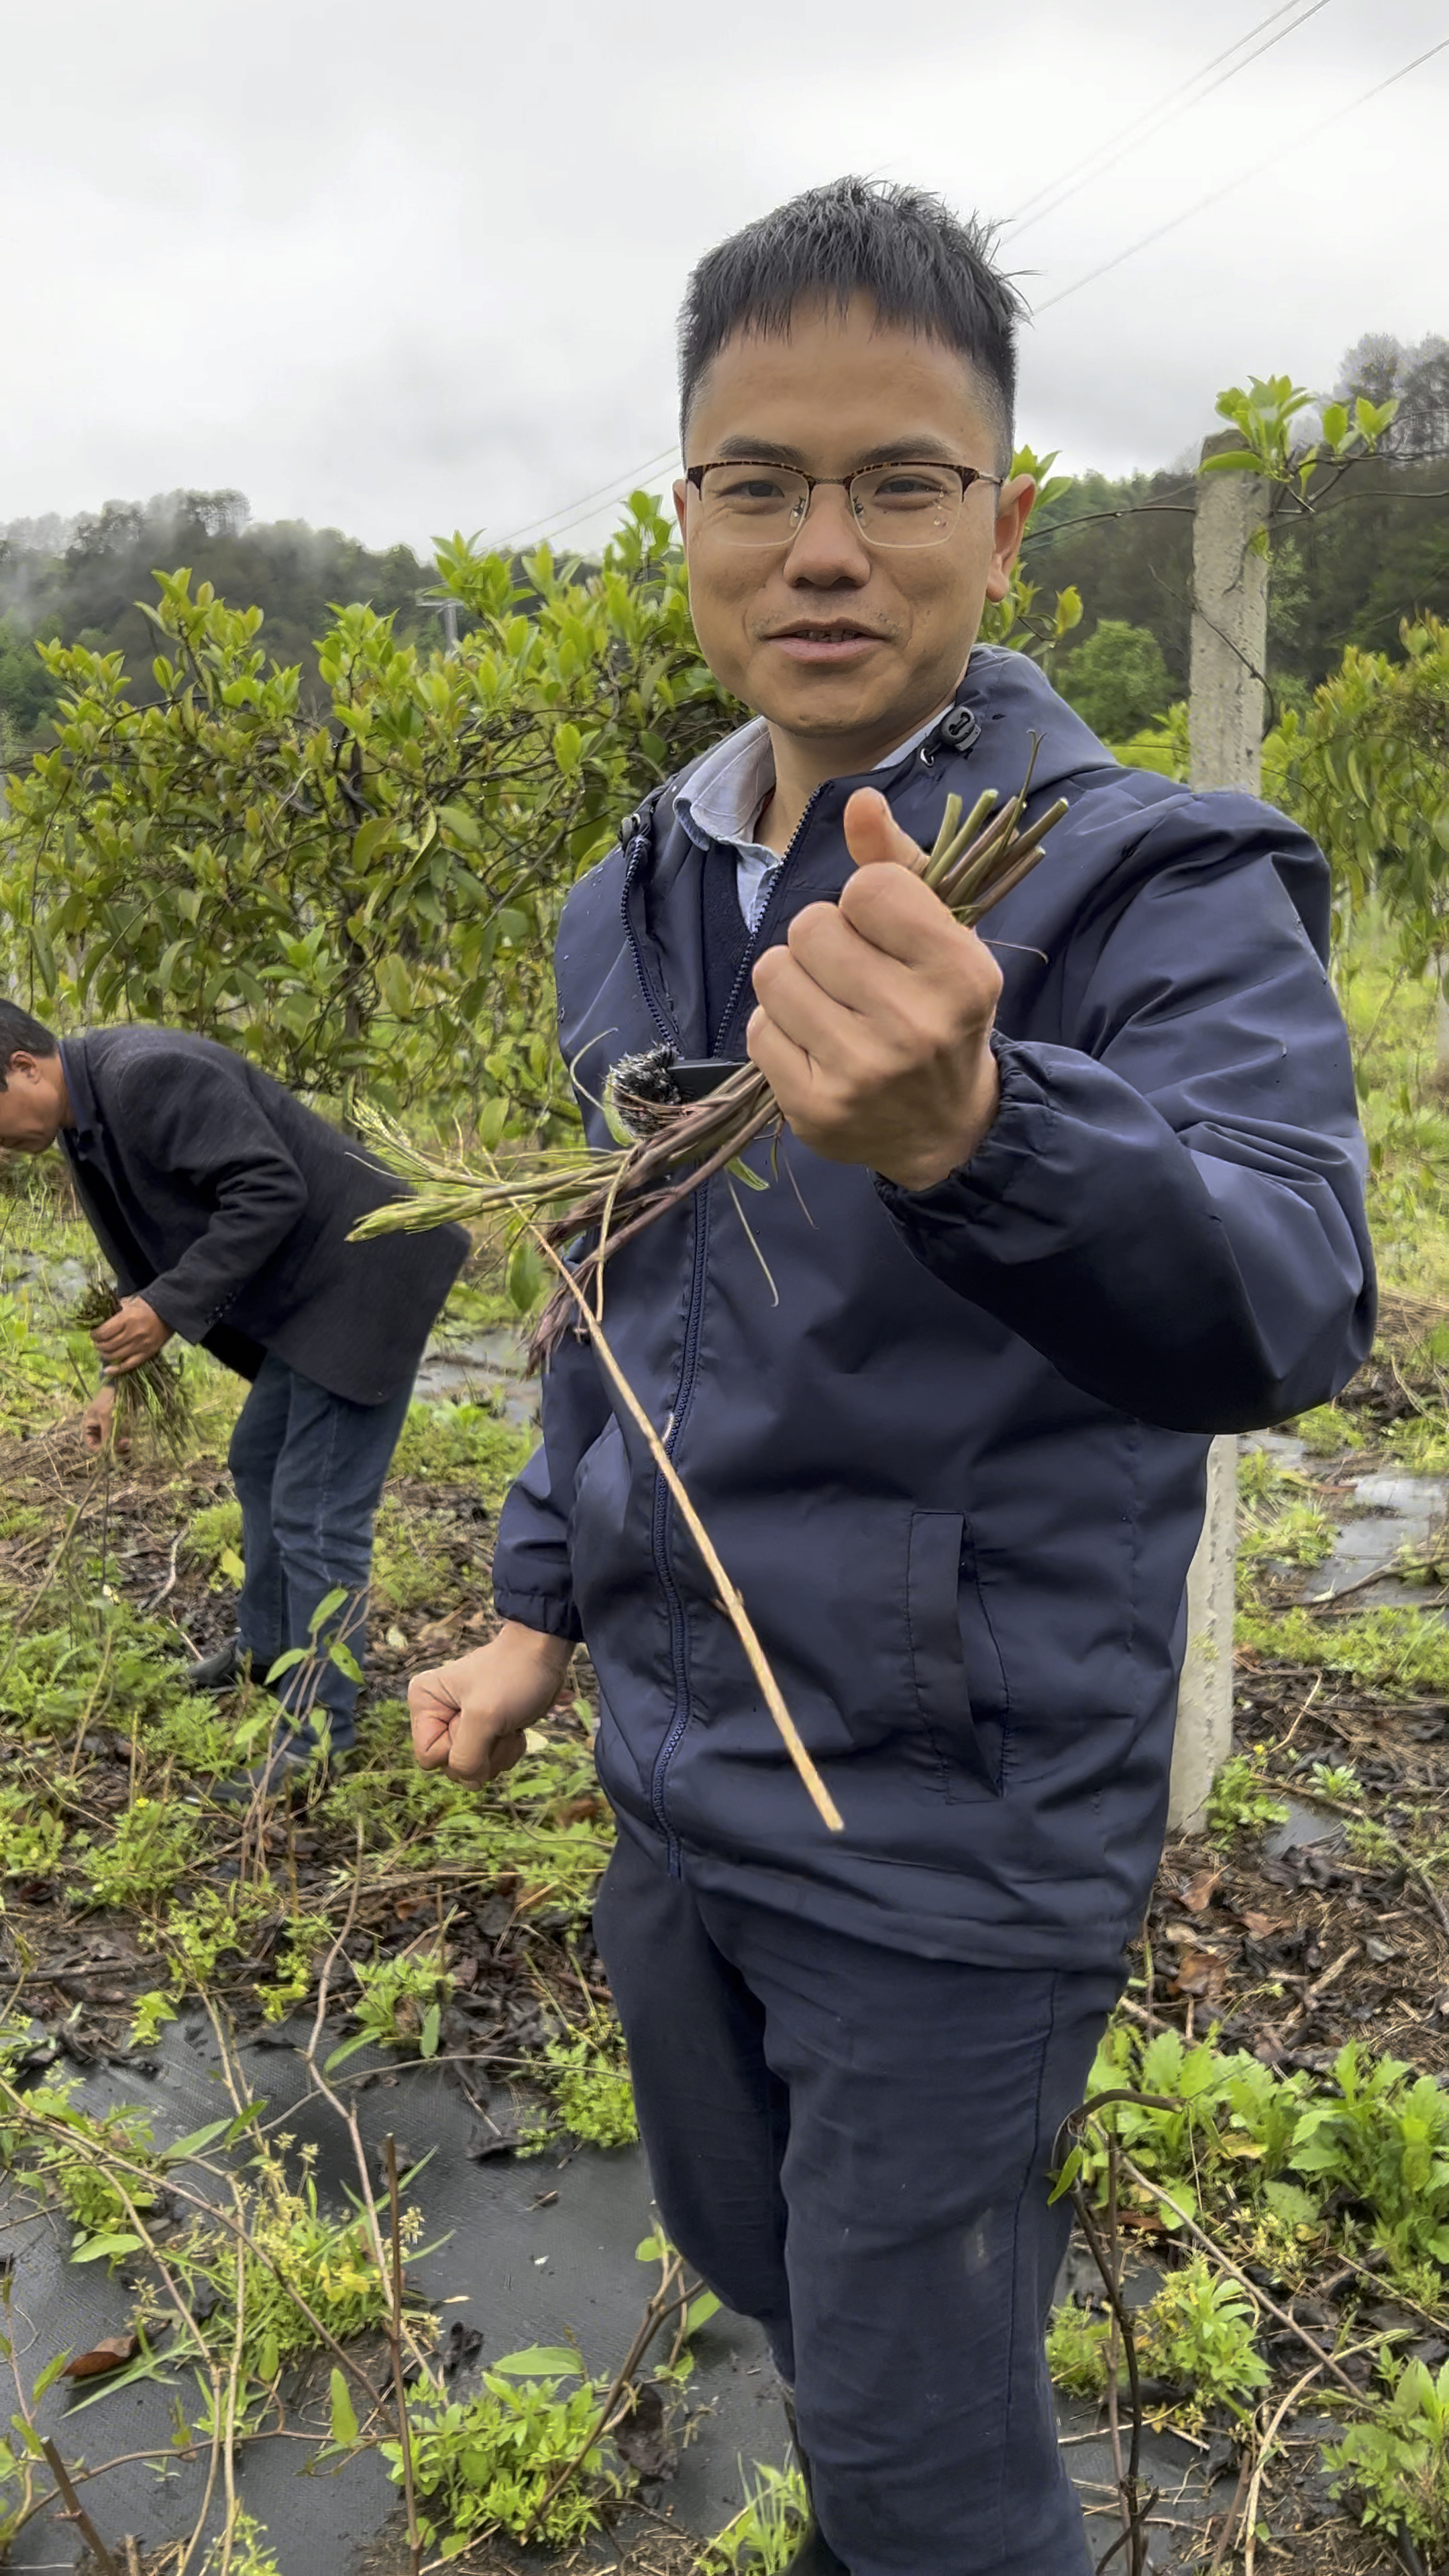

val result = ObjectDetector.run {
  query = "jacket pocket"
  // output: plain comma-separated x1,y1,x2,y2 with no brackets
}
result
907,1508,1006,1798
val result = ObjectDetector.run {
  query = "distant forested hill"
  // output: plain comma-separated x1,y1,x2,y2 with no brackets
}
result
3,333,1446,755
0,491,431,749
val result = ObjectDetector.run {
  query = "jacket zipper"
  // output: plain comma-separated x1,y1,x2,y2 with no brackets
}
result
621,794,823,1865
619,825,698,1869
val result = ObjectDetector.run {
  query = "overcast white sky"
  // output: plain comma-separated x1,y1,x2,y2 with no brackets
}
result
2,0,1444,559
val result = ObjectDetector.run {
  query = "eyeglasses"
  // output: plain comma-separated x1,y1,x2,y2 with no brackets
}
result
684,458,1004,550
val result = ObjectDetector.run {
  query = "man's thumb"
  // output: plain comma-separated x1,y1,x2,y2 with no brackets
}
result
842,786,926,873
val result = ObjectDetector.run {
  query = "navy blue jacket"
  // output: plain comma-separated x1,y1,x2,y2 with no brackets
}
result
492,650,1375,1970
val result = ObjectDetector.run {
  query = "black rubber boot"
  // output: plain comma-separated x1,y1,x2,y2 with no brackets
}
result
186,1636,262,1694
213,1729,352,1807
783,2532,850,2575
780,2404,850,2576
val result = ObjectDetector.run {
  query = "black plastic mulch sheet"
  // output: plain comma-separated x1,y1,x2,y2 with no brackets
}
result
3,2016,1225,2572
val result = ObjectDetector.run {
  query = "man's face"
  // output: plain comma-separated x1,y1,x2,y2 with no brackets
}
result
675,295,1034,756
0,1053,67,1153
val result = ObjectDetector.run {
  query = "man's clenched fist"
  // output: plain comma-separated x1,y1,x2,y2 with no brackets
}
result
409,1620,574,1790
747,786,1002,1193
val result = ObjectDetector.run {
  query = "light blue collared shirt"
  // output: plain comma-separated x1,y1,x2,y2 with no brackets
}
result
676,704,953,929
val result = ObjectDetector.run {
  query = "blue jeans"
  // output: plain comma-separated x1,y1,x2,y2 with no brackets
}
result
594,1821,1122,2576
228,1356,413,1750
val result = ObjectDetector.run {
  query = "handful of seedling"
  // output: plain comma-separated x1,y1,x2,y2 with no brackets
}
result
354,763,1067,1358
71,1277,192,1454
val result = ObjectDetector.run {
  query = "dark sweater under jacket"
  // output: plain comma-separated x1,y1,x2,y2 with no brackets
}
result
59,1028,468,1405
490,648,1375,1972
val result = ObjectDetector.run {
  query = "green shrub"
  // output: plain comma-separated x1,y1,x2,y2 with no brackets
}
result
1292,1403,1367,1456
390,1400,533,1499
1289,2043,1449,2268
699,2463,812,2571
541,2033,638,2151
76,1796,206,1911
0,1786,63,1878
1326,2353,1449,2553
387,2353,618,2551
1206,1753,1290,1840
1138,2255,1268,2422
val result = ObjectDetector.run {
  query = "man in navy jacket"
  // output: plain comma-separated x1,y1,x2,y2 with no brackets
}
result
409,180,1373,2574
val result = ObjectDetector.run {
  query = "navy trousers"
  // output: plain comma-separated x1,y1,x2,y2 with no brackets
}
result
228,1356,413,1747
594,1822,1120,2576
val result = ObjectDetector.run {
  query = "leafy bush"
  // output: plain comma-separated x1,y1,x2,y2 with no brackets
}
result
0,504,731,1131
1045,2302,1114,2396
0,1787,63,1878
1237,1602,1449,1695
1206,1753,1290,1840
327,1947,455,2070
1059,619,1173,741
389,1400,533,1497
1291,1403,1367,1457
76,1794,206,1911
1385,1413,1449,1476
1048,2259,1268,2423
1289,2043,1449,2268
699,2462,812,2571
385,2350,617,2551
1326,2353,1449,2552
1138,2256,1268,2422
186,1495,243,1570
541,2033,638,2151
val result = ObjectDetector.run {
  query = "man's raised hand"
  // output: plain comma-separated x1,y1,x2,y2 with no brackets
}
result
409,1620,574,1790
746,786,1002,1193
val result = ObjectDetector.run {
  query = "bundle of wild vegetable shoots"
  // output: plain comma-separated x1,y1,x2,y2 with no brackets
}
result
71,1278,193,1454
354,763,1067,1356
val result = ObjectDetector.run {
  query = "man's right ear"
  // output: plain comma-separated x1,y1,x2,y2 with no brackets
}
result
672,478,690,549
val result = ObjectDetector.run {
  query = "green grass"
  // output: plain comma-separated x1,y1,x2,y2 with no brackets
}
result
1238,1601,1449,1694
390,1399,534,1495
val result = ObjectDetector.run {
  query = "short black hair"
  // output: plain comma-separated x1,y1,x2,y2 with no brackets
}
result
678,177,1024,470
0,1002,58,1089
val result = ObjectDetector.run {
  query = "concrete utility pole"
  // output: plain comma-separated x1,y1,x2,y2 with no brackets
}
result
1168,432,1270,1833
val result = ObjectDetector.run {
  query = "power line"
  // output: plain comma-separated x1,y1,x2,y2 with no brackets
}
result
1006,0,1334,239
498,442,679,555
1036,35,1449,315
489,17,1328,563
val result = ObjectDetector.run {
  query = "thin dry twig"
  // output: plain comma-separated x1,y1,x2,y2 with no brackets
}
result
524,1219,843,1834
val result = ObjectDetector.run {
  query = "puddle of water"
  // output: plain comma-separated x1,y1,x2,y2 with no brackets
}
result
413,1328,538,1431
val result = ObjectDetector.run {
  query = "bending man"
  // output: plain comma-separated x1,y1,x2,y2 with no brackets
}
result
0,1004,466,1796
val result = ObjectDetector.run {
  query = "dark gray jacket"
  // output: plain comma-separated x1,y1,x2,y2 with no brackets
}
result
60,1028,467,1405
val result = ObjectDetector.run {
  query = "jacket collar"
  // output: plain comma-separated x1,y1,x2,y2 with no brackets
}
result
58,1035,102,1150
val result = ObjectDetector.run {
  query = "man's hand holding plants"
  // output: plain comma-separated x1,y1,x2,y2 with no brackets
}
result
747,786,1003,1192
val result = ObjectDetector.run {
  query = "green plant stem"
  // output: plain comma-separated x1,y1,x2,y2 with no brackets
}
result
384,2136,424,2576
